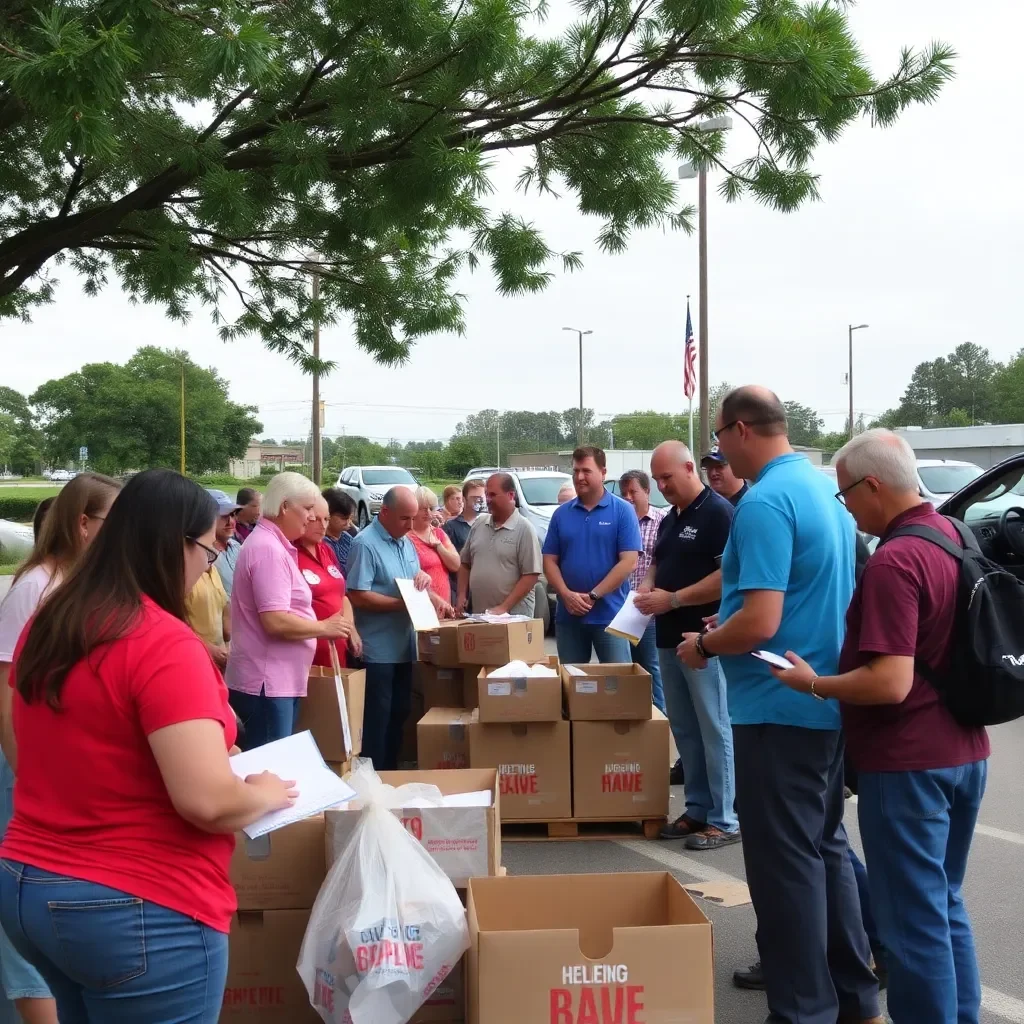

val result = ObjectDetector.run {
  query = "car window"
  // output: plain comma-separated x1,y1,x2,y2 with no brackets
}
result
519,476,572,505
955,464,1024,523
339,469,352,485
918,465,982,495
361,468,417,486
607,480,669,508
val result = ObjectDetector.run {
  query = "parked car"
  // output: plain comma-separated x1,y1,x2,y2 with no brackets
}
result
335,466,419,528
461,468,572,632
915,459,982,503
606,478,669,508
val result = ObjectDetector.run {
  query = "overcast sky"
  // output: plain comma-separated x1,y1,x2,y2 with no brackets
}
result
5,0,1021,446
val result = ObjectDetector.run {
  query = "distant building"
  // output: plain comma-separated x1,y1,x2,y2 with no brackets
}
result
897,424,1024,469
229,443,305,479
508,445,823,475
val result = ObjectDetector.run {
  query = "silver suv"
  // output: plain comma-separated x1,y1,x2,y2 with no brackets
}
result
335,466,418,528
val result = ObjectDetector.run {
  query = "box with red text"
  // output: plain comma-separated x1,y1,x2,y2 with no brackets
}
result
466,873,713,1024
418,708,473,770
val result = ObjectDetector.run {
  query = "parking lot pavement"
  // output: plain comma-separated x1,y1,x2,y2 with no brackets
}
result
0,577,11,601
534,635,1024,1023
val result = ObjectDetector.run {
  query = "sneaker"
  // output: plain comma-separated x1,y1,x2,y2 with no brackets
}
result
659,814,707,840
733,960,764,990
685,826,742,851
670,759,685,786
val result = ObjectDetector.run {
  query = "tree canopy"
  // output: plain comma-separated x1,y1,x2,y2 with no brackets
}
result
1,0,953,366
31,346,261,473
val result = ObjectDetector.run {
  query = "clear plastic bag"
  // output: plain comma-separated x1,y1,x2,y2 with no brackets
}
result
297,759,470,1024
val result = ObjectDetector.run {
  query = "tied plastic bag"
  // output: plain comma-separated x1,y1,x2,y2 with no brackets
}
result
297,759,470,1024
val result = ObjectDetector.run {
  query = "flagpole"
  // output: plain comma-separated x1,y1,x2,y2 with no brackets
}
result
688,394,694,455
685,294,695,454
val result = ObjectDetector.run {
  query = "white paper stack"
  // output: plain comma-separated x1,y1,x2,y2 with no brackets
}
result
487,660,558,678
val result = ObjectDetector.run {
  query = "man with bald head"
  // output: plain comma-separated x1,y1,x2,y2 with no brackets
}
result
636,441,738,849
678,387,880,1024
347,486,434,769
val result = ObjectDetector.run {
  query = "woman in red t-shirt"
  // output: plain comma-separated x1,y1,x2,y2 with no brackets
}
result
296,496,361,667
409,487,460,610
0,470,297,1023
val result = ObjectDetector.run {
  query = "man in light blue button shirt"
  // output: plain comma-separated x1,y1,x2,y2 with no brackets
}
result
346,487,435,770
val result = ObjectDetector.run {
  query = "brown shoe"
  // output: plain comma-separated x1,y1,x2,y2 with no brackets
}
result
659,814,707,839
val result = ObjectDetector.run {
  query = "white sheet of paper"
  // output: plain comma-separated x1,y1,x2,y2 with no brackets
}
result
605,592,653,645
466,612,531,624
440,790,493,808
230,730,357,838
564,664,587,676
329,642,353,758
751,650,795,670
397,577,440,630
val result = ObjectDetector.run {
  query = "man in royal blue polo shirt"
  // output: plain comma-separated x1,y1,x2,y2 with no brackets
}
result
678,387,880,1024
542,446,642,664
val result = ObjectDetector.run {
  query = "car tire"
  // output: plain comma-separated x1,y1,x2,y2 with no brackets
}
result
357,503,370,529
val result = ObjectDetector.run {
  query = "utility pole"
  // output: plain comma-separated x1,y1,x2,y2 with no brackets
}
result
562,327,592,446
496,418,501,467
179,360,186,474
310,269,322,485
697,169,710,455
848,323,869,439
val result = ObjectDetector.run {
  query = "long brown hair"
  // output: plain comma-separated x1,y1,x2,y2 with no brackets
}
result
16,470,216,709
13,472,121,587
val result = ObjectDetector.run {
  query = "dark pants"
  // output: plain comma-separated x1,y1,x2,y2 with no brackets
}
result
733,724,879,1024
847,846,880,951
361,662,413,770
228,687,300,751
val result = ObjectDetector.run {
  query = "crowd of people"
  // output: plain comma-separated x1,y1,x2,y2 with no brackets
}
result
0,385,990,1024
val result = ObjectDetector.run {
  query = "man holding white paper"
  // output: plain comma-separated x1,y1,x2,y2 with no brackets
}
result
637,440,738,850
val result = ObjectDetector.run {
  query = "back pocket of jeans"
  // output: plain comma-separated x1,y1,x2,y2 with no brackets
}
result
48,898,147,989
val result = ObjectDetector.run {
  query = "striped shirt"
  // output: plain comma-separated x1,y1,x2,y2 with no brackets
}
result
631,506,667,590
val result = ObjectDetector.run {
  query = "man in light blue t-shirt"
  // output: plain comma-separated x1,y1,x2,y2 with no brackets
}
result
678,386,880,1024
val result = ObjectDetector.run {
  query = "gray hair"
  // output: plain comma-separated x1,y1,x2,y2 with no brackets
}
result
263,471,320,517
834,429,918,491
414,485,437,509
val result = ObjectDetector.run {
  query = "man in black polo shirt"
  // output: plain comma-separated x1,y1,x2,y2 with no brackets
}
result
635,440,739,850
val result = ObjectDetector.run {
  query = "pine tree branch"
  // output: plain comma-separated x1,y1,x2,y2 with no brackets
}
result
198,85,258,143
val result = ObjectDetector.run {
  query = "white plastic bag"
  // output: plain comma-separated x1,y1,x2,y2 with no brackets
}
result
297,759,470,1024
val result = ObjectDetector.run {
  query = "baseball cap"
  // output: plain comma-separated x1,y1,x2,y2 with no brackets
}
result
700,445,728,466
207,488,242,516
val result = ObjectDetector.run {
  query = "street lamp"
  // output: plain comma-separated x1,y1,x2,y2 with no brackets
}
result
563,327,593,445
848,323,870,439
678,115,733,455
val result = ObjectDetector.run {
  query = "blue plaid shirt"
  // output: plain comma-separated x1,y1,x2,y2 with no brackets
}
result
324,531,353,576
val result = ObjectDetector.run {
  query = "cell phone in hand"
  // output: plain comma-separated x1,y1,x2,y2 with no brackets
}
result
751,650,795,670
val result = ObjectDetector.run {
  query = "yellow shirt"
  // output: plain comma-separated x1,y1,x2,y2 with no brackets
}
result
186,565,228,647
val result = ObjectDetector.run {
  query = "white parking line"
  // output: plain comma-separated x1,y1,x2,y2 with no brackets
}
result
616,838,1024,1023
847,795,1024,847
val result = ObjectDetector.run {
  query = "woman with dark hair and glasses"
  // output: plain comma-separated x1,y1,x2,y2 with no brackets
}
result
0,470,297,1022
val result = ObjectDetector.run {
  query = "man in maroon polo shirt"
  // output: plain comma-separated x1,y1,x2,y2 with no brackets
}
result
773,428,989,1024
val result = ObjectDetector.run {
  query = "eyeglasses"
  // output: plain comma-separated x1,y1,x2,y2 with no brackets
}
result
835,478,867,506
188,537,220,566
712,419,776,442
87,514,106,522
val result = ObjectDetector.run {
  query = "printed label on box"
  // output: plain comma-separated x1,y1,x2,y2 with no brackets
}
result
550,964,645,1024
488,681,512,696
575,680,598,694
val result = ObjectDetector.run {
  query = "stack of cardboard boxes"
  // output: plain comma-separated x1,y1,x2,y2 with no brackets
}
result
296,664,366,775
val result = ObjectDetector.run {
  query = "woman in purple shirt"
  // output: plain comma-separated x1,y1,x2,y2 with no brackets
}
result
226,473,353,750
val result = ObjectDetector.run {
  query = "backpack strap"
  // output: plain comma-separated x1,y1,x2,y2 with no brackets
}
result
882,523,964,561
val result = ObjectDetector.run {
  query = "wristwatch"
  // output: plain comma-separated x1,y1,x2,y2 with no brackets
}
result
588,590,600,602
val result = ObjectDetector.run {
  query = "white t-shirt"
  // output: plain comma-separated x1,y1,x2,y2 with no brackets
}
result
0,565,55,664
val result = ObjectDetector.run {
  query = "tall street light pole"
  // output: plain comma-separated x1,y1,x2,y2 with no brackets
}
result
563,327,592,445
678,115,733,456
848,323,869,439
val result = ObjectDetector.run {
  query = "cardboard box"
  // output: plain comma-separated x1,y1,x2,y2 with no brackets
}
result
457,619,544,666
296,666,365,763
571,708,670,820
466,872,713,1024
476,657,562,723
221,909,320,1022
410,953,465,1023
417,621,464,666
418,707,473,769
400,687,425,768
468,717,571,820
325,769,501,886
561,663,653,721
415,663,478,710
230,816,326,911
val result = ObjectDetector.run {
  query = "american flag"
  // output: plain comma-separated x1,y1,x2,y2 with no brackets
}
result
683,299,697,400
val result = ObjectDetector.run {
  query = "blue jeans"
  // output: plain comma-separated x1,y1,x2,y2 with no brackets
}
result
848,846,880,951
555,616,631,664
228,686,300,751
361,662,413,771
631,620,665,713
0,862,228,1023
658,650,737,833
858,761,987,1024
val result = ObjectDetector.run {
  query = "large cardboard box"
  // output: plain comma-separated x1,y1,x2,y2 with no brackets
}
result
230,816,326,911
466,873,714,1024
561,663,653,721
418,707,473,770
415,662,478,710
457,619,544,666
410,954,465,1023
417,621,463,666
221,909,320,1022
296,666,365,763
571,708,670,820
325,769,501,886
468,717,571,820
476,656,562,723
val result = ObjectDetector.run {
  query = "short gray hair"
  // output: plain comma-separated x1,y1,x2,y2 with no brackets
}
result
834,429,918,491
263,471,320,517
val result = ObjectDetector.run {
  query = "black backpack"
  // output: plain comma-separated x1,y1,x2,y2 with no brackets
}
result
880,516,1024,727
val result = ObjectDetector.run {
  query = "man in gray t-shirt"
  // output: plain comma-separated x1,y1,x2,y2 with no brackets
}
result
456,473,542,616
